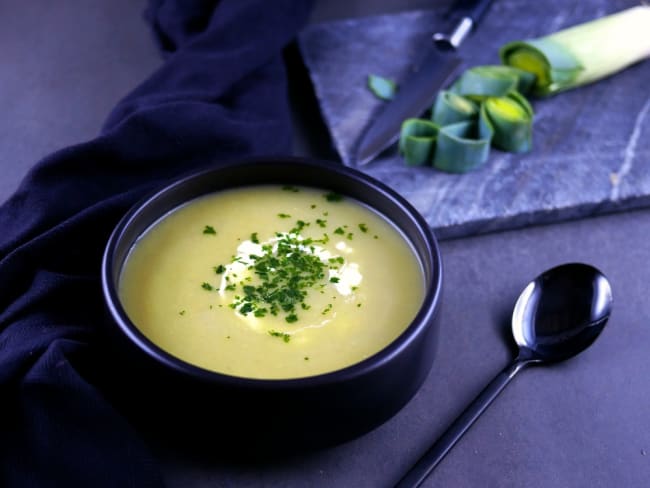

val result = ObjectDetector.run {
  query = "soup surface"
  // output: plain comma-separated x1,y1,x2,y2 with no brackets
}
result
119,185,424,379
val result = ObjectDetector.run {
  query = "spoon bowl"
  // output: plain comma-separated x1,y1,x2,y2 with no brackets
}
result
396,262,613,487
512,263,613,363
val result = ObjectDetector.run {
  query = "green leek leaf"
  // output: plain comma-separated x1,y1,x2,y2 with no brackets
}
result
433,119,493,173
500,6,650,96
368,74,398,100
399,119,439,166
482,91,534,153
431,91,479,126
450,65,536,100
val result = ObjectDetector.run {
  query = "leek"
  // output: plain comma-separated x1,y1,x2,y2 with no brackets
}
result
398,119,439,166
431,90,479,126
398,75,533,169
450,65,536,99
433,119,493,173
368,74,398,100
481,91,534,153
500,5,650,96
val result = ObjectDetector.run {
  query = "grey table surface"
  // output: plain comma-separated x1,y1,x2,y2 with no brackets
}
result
2,1,649,487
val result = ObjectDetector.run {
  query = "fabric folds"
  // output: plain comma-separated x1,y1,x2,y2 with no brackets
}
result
0,1,313,486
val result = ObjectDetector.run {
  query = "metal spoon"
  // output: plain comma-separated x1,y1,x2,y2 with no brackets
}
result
395,262,613,488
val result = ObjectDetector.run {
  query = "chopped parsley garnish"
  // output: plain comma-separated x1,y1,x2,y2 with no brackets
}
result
329,277,340,283
203,225,217,235
358,223,368,233
291,220,309,233
269,330,291,342
221,231,346,323
277,213,291,219
251,232,260,244
333,227,345,235
324,192,344,202
316,219,327,228
201,282,214,291
214,265,226,274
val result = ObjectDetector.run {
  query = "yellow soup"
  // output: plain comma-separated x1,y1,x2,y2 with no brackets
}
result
119,185,424,379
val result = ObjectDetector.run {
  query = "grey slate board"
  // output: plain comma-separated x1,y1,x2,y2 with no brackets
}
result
298,0,650,239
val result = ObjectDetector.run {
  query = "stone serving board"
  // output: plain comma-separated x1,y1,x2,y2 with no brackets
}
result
298,0,650,239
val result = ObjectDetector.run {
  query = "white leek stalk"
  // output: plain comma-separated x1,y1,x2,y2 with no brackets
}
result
500,5,650,96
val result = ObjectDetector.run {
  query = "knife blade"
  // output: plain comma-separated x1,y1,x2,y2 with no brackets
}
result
352,0,496,166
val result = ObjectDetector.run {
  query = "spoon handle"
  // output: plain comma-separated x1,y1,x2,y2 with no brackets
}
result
394,359,528,488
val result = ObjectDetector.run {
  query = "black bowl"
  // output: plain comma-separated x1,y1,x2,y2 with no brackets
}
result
101,157,442,455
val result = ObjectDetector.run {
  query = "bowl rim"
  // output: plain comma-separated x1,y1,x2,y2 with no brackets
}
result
101,156,443,389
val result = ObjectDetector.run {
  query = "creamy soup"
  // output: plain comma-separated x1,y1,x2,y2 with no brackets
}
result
119,185,424,379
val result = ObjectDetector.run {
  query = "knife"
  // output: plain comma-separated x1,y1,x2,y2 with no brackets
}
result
352,0,496,166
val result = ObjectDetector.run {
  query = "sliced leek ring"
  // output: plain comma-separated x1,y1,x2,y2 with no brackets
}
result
482,91,534,153
433,118,493,173
398,118,439,166
450,65,536,100
431,90,479,126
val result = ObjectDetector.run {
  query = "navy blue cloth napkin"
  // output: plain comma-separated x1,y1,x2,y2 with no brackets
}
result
0,1,313,485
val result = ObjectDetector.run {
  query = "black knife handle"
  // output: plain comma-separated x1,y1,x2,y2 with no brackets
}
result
433,0,495,50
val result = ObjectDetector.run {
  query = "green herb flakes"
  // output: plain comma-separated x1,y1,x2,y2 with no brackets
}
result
333,227,345,235
221,232,346,323
269,330,291,342
251,232,260,244
179,310,186,316
324,192,343,202
358,223,368,233
277,213,291,219
214,264,226,274
201,282,214,291
203,225,217,235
